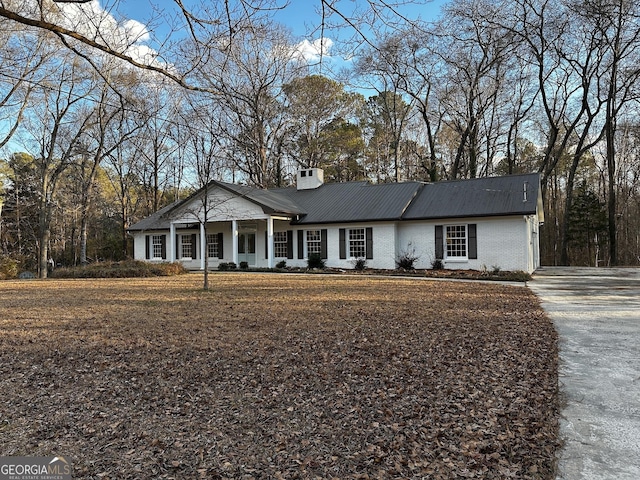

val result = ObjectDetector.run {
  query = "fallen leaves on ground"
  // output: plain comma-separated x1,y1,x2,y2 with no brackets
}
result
0,274,559,479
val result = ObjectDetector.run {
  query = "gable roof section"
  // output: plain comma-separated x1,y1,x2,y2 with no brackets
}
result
128,180,306,231
128,200,179,231
214,181,305,215
403,173,541,220
129,173,542,231
271,181,423,224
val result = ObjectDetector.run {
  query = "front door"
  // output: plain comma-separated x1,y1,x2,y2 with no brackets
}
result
237,228,256,266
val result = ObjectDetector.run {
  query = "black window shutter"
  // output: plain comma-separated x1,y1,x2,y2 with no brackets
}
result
287,230,293,259
435,225,443,260
468,224,477,259
366,227,373,259
145,235,150,260
339,228,346,259
161,235,167,260
191,233,198,259
297,230,304,259
265,231,268,259
320,229,328,259
175,234,180,259
217,232,224,259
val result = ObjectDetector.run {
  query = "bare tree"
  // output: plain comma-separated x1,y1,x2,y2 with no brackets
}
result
20,50,97,277
195,22,302,188
177,95,228,290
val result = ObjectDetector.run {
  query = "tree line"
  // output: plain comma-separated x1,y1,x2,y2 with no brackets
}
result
1,0,639,278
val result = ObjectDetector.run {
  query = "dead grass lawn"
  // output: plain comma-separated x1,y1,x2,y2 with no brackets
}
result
0,274,559,479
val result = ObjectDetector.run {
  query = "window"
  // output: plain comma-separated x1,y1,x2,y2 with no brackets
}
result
274,231,288,257
152,235,163,259
349,228,366,258
307,230,321,256
207,234,219,258
181,234,192,259
446,225,467,258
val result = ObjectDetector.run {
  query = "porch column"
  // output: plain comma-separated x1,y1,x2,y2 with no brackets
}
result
200,222,206,270
267,216,274,268
232,220,239,265
169,222,176,262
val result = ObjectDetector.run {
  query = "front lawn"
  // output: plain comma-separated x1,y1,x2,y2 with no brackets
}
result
0,274,559,479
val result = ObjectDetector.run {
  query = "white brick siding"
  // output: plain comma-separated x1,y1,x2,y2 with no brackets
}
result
134,216,537,272
398,216,534,272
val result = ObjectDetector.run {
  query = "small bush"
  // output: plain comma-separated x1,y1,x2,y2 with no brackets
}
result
430,258,444,270
352,257,367,271
0,255,20,280
307,253,326,270
239,261,249,270
503,270,532,282
218,262,238,271
276,260,287,269
396,244,419,270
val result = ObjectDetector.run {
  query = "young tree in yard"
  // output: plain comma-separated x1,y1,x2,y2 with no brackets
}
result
177,95,228,290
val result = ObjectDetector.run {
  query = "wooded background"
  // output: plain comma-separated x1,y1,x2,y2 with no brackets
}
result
1,0,639,277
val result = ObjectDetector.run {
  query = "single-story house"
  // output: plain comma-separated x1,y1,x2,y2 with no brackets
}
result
128,169,544,273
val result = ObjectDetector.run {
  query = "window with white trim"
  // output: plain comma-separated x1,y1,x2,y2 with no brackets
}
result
274,231,288,257
152,235,163,259
446,225,467,258
349,228,366,258
181,234,192,259
307,230,321,256
207,234,219,258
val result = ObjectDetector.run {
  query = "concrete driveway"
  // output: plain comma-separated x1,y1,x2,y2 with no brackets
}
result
528,267,640,480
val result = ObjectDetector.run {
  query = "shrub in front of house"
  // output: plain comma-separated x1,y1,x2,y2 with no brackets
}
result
239,261,249,270
353,257,367,271
276,260,287,269
396,244,419,270
430,258,444,270
51,260,188,278
218,262,237,271
307,253,326,270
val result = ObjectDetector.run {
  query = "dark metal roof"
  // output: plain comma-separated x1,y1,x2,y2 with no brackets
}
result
128,201,179,231
402,173,541,220
271,181,423,224
129,173,542,231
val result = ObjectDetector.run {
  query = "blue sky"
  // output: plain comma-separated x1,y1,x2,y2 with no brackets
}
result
115,0,448,50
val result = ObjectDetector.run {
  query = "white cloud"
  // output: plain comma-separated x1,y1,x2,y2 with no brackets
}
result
292,37,334,63
51,0,160,66
122,19,150,44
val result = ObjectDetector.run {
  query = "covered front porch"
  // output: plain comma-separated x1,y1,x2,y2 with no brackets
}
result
167,215,293,270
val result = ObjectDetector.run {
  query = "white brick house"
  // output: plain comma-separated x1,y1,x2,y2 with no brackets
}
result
129,170,544,273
